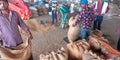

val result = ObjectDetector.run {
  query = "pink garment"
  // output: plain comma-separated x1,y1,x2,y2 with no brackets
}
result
8,0,32,20
92,1,109,16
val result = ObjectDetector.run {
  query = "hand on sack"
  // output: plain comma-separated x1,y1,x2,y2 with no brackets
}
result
27,30,33,40
72,23,76,27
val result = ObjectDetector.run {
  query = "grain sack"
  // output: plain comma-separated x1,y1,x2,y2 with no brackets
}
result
39,47,68,60
30,6,39,17
36,5,48,16
0,39,33,60
67,40,90,60
89,35,101,50
82,50,102,60
67,16,80,43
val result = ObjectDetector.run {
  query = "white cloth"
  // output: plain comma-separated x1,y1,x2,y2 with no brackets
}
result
101,2,108,14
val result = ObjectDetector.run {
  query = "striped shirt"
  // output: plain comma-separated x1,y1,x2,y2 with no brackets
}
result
92,1,109,16
52,1,58,10
0,10,29,48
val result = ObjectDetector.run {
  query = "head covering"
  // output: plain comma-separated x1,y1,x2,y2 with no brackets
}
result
80,0,88,4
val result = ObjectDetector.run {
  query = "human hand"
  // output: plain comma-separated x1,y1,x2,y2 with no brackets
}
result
72,23,76,27
101,14,105,16
27,30,33,40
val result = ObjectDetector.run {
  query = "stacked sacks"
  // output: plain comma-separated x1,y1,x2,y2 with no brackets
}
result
0,39,33,60
30,6,39,17
39,38,120,60
39,29,120,60
67,40,110,60
89,30,103,50
89,35,120,59
91,30,103,37
67,40,90,60
36,5,48,16
67,15,80,43
82,50,103,60
39,47,68,60
89,35,101,50
91,30,109,43
40,40,90,60
67,38,120,60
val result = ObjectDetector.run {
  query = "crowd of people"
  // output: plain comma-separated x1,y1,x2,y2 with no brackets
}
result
50,0,120,52
0,0,120,59
50,0,109,42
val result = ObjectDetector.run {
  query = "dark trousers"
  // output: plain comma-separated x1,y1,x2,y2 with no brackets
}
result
52,10,57,24
117,37,120,51
93,15,103,30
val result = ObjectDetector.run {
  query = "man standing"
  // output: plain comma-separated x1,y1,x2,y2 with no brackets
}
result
0,0,33,49
93,0,109,30
73,0,94,41
51,0,58,24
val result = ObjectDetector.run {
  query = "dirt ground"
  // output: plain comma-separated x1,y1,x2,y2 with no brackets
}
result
21,14,120,60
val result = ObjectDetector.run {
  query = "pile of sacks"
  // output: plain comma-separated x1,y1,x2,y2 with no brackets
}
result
89,30,120,59
39,47,68,60
39,40,105,60
36,5,49,16
30,5,49,18
30,6,39,17
40,30,120,60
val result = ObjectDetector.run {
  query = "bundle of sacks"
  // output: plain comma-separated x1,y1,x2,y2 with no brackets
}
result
39,47,68,60
39,29,120,60
89,35,120,59
30,6,39,17
67,40,106,60
0,39,33,60
68,15,80,43
89,30,120,59
40,40,105,60
89,30,110,50
82,50,103,60
67,40,90,60
67,30,120,60
90,30,109,43
36,5,49,16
